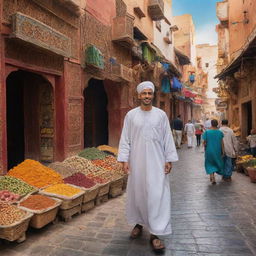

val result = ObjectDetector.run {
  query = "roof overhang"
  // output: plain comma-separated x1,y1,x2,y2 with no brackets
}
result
215,27,256,80
174,47,191,65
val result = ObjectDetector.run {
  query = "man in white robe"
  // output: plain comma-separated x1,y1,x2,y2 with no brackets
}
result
117,81,178,251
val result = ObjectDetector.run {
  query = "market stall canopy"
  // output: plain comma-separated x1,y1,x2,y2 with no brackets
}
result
174,47,191,65
215,27,256,80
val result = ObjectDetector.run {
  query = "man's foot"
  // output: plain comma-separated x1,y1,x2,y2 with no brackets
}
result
210,174,216,185
130,224,143,239
150,234,165,252
223,177,232,182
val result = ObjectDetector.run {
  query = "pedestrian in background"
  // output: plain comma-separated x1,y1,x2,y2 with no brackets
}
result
246,129,256,157
220,119,238,181
194,120,203,147
118,81,178,252
204,118,211,130
203,119,224,184
184,120,195,148
171,115,183,149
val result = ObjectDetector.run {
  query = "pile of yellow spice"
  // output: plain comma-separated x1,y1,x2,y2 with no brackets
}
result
42,184,82,197
8,159,63,188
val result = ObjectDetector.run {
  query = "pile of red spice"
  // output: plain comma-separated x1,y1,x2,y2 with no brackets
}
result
64,172,96,188
20,195,56,210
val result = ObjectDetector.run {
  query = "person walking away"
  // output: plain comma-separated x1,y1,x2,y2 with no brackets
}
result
171,115,183,148
204,118,211,130
118,81,178,252
194,120,203,146
246,129,256,157
184,120,195,148
203,119,224,184
219,119,238,181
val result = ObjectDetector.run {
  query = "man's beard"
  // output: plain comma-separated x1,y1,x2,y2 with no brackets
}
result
141,98,152,105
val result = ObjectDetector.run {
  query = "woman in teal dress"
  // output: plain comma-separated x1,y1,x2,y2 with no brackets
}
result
203,119,224,184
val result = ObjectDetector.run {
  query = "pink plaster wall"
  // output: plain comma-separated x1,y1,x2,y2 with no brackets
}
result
86,0,116,26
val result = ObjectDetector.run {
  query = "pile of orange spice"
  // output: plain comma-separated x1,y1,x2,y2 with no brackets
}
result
8,159,63,188
20,195,56,210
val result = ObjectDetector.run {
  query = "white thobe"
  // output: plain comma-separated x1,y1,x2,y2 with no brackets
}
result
185,123,195,147
117,107,178,235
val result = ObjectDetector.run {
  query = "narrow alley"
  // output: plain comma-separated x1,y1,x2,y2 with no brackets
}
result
1,147,256,256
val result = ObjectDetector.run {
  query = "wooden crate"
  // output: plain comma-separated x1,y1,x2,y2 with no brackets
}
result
58,204,82,222
122,174,128,191
0,212,33,242
81,200,95,213
95,194,108,206
18,197,62,229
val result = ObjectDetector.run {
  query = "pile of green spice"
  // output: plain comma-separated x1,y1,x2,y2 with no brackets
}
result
78,147,108,160
0,176,35,197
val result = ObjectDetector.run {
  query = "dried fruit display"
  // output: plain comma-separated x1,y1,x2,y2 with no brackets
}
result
97,145,118,156
48,162,74,178
8,159,63,188
0,176,35,197
0,190,20,203
0,203,27,225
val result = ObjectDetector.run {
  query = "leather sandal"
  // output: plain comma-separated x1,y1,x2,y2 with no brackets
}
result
130,224,143,239
150,234,165,252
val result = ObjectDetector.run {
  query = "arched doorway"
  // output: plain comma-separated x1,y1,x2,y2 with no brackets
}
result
6,70,54,169
84,79,108,147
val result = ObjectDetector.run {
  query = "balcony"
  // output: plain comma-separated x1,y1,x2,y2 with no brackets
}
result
216,1,228,24
134,2,146,18
85,45,104,69
112,64,133,82
112,14,135,48
148,0,164,21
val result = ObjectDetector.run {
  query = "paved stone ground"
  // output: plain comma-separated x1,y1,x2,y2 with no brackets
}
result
1,146,256,256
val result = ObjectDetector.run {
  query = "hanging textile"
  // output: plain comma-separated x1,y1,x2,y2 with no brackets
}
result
142,44,155,64
161,76,171,93
171,77,182,91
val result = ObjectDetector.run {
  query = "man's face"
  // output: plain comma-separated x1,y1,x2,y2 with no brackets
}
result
138,88,154,106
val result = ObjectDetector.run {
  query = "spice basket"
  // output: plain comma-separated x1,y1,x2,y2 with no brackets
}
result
18,197,62,229
97,181,110,197
0,211,33,242
109,176,124,198
39,184,85,210
58,204,82,222
81,200,95,212
247,167,256,183
122,173,128,190
82,184,99,203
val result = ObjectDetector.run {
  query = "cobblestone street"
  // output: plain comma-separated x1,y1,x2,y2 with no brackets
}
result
1,146,256,256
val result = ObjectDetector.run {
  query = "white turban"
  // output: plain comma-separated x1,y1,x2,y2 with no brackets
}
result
136,81,155,94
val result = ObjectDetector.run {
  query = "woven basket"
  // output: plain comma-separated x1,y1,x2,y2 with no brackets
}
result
247,167,256,183
82,185,99,203
97,182,110,197
81,200,95,212
39,184,85,210
109,177,123,198
122,174,128,190
0,211,33,241
18,197,62,229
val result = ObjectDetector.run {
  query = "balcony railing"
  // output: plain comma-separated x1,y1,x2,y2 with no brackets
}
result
112,64,133,82
112,13,135,48
148,0,164,21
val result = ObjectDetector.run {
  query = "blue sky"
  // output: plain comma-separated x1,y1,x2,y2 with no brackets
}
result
172,0,219,45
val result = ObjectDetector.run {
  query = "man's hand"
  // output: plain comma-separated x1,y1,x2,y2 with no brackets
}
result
122,162,130,174
165,162,172,174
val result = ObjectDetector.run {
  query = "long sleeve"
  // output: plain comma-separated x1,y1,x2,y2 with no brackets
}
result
163,114,178,162
117,114,131,162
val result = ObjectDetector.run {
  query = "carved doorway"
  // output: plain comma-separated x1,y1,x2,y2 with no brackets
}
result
6,70,54,169
84,79,108,147
241,101,252,138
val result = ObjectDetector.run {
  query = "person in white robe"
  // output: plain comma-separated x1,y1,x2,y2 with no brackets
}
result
117,81,178,251
184,120,195,148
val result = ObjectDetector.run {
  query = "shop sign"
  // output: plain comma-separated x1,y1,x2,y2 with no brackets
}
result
11,12,72,57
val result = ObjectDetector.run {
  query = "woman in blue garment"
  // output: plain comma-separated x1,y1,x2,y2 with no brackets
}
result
203,119,224,184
